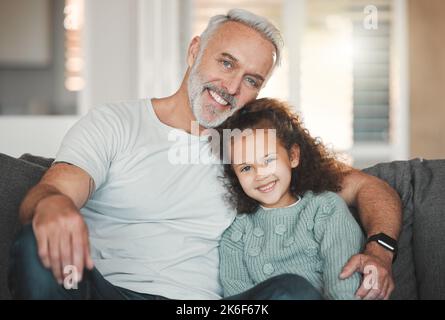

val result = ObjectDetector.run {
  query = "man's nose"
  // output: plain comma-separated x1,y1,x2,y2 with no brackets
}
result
223,74,243,96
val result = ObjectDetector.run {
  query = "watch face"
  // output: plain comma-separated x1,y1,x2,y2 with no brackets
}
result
377,239,395,251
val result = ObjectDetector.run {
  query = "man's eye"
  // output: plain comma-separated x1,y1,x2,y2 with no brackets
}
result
246,77,259,88
222,60,233,69
240,165,251,173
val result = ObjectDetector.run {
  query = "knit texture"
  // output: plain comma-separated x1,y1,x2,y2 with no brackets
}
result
219,191,365,300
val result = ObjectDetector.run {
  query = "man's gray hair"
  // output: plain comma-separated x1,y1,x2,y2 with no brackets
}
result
200,8,284,67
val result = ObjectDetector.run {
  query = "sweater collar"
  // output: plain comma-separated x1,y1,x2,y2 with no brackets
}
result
255,192,313,219
260,196,301,211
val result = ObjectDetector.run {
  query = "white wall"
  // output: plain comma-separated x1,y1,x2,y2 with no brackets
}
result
0,116,79,158
80,0,139,114
137,0,182,99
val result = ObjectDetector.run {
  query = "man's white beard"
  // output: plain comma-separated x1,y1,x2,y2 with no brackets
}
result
188,61,238,128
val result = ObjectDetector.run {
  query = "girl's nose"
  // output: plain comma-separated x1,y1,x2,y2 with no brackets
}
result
255,162,274,179
255,169,271,181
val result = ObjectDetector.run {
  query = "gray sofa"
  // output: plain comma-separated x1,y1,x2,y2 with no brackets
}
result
1,152,444,300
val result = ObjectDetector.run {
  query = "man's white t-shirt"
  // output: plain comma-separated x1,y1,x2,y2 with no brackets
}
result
55,99,235,299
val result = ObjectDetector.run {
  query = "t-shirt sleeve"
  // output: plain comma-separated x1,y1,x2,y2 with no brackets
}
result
54,104,125,191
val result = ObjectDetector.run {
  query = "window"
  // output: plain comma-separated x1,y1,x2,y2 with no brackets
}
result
300,0,409,168
352,0,392,144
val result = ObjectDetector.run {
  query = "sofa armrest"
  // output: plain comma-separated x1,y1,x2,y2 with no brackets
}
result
0,153,48,299
409,159,445,299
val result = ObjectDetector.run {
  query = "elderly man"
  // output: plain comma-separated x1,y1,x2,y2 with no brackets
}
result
9,9,400,300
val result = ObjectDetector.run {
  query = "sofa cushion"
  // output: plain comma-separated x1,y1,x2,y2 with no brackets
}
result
0,153,48,299
363,161,418,300
410,159,445,299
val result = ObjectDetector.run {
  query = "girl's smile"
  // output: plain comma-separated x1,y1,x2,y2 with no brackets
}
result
256,180,277,193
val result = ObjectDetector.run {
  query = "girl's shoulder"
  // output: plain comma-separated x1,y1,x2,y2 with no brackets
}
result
302,191,350,218
233,212,253,222
226,212,252,231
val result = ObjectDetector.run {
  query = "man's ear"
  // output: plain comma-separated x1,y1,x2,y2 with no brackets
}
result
187,36,201,67
290,145,300,168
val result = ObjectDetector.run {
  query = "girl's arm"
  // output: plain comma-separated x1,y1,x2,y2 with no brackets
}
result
219,217,255,297
314,193,365,300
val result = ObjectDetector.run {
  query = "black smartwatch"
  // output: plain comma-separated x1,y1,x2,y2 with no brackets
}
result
367,233,398,263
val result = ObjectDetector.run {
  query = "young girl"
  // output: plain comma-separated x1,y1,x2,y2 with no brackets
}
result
217,98,365,300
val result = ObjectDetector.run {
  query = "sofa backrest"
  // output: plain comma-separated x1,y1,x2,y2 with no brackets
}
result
410,159,445,299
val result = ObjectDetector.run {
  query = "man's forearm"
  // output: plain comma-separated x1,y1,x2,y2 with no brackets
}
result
341,169,402,263
356,174,401,240
337,167,401,298
339,169,402,239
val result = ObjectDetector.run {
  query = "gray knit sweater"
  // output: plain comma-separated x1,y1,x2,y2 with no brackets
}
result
219,191,365,300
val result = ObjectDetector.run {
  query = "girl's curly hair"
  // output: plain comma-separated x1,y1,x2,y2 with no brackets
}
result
216,98,346,214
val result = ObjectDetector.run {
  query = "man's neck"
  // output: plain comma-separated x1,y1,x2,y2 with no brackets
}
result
151,89,198,135
151,72,211,136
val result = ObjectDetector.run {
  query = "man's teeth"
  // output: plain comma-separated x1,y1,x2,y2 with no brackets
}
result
209,90,229,106
258,181,276,192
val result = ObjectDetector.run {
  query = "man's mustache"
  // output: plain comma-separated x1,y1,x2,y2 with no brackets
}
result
203,84,237,110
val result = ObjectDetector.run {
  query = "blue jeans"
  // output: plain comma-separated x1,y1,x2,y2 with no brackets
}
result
8,225,168,300
224,274,323,300
8,225,323,300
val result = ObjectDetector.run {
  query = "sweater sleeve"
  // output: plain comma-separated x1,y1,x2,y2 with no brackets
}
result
313,193,365,300
219,216,255,297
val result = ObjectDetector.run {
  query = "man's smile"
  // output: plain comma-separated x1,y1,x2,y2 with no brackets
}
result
208,89,229,106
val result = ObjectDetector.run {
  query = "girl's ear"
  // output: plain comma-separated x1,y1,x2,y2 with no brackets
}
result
290,145,300,168
187,36,201,68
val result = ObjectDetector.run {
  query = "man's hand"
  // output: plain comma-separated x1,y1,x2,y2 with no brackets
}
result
32,194,94,285
340,242,394,300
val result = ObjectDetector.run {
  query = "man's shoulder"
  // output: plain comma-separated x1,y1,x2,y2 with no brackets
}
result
91,98,150,117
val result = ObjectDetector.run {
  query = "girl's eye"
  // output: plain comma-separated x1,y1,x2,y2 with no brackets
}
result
245,77,259,88
240,165,251,173
265,157,276,164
